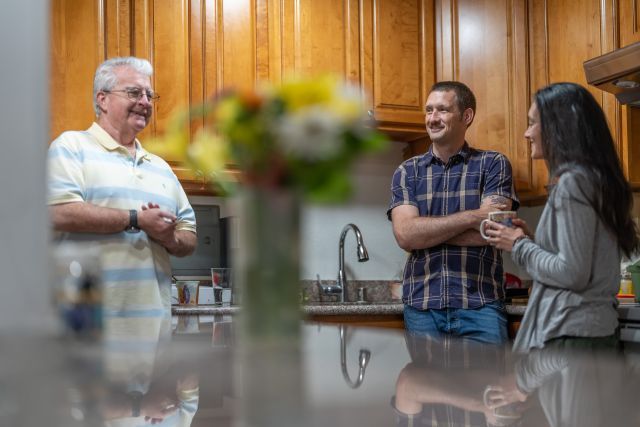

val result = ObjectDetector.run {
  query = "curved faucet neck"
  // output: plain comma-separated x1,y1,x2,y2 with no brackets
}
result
338,224,363,302
339,325,371,389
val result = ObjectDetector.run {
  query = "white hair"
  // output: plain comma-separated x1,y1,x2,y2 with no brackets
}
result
93,57,153,116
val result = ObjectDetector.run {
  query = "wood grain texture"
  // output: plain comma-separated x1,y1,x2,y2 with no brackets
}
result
620,0,640,47
50,0,104,141
369,0,435,132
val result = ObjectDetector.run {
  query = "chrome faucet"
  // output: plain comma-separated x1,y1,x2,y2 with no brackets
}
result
337,223,369,302
340,325,371,389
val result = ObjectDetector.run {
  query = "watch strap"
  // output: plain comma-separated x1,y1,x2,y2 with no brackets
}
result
125,209,140,233
129,391,143,417
129,209,138,228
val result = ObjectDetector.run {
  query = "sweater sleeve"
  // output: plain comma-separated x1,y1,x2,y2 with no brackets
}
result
511,173,597,291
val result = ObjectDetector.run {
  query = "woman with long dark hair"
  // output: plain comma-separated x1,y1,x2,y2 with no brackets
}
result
484,82,638,353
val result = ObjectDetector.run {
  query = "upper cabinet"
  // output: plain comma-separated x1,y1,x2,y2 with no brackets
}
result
619,0,640,48
436,0,535,197
51,0,640,201
432,0,634,202
362,0,435,141
50,0,435,195
272,0,435,141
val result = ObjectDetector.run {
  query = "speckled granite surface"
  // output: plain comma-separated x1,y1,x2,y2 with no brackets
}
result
174,280,527,316
299,279,402,303
172,301,526,316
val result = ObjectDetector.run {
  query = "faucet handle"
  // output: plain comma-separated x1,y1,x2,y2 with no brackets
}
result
316,274,342,296
357,287,367,303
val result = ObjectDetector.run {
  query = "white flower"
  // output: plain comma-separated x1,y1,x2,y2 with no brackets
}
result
274,106,344,161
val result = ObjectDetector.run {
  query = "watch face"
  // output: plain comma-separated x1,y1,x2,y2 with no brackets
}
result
125,226,141,234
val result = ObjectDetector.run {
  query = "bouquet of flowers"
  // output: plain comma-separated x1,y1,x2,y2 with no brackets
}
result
148,76,387,202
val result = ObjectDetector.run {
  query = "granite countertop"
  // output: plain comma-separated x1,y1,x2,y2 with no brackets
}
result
9,315,637,426
172,302,527,316
177,279,529,316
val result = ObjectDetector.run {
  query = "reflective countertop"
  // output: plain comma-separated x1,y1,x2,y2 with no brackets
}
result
4,314,640,426
171,302,528,316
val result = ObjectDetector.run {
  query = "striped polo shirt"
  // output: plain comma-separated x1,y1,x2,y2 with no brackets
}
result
47,122,196,317
387,143,519,310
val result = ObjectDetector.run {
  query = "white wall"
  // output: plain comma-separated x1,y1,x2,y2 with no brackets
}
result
193,144,546,282
300,144,407,281
0,0,53,333
190,144,410,281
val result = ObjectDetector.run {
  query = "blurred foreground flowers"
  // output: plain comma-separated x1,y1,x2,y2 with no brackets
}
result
147,76,387,202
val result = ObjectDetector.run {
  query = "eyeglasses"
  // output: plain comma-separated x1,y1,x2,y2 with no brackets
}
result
103,87,160,102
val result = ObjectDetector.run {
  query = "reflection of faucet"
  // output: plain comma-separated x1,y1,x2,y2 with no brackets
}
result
337,223,369,302
340,325,371,389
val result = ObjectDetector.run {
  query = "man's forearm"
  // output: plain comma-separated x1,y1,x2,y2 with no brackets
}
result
445,229,489,247
164,230,197,257
394,210,478,250
50,202,128,233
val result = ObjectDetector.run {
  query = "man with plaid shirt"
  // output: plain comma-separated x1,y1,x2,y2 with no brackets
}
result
388,81,519,344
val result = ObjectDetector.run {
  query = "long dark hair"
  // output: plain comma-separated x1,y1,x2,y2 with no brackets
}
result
534,82,638,257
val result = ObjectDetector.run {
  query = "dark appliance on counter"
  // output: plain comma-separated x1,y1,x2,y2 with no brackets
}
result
170,205,229,280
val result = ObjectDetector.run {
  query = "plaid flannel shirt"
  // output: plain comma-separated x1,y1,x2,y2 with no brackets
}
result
387,143,519,310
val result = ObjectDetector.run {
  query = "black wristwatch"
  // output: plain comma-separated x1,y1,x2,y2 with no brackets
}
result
129,391,143,417
125,209,141,233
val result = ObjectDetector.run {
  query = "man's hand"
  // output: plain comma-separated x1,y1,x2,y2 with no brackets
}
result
140,388,179,424
469,195,511,229
138,203,196,257
138,203,177,244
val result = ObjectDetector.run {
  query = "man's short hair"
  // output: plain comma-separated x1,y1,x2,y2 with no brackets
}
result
430,81,476,116
93,57,153,117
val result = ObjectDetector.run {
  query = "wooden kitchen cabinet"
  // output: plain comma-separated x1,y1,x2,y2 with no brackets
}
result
50,0,249,194
619,0,640,48
51,0,640,196
274,0,435,141
430,0,637,203
434,0,546,201
309,314,405,329
360,0,435,142
51,0,436,192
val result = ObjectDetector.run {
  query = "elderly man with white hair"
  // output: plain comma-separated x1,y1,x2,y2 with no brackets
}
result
47,56,197,315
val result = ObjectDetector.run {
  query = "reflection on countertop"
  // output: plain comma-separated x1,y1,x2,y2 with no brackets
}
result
6,316,640,426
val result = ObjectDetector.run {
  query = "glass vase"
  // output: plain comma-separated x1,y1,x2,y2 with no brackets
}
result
236,186,302,342
234,186,304,427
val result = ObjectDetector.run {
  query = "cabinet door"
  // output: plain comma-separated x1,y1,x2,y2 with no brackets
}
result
50,0,104,141
277,0,361,82
434,0,627,203
437,0,539,198
275,0,434,141
529,0,625,189
129,0,190,151
362,0,435,141
619,0,640,48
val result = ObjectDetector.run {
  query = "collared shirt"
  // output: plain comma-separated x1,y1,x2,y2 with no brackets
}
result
387,143,519,310
47,122,196,317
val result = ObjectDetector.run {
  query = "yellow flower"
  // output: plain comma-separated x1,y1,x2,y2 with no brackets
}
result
187,128,230,177
144,112,190,162
213,96,243,128
277,75,337,111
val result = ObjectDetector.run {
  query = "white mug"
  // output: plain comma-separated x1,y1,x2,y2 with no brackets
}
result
480,211,517,239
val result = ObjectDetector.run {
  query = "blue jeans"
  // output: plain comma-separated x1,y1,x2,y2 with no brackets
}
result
403,301,508,345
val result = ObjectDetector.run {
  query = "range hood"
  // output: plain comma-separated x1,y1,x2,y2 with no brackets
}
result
584,41,640,105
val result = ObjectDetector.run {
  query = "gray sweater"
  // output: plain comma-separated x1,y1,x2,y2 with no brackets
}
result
511,169,620,353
